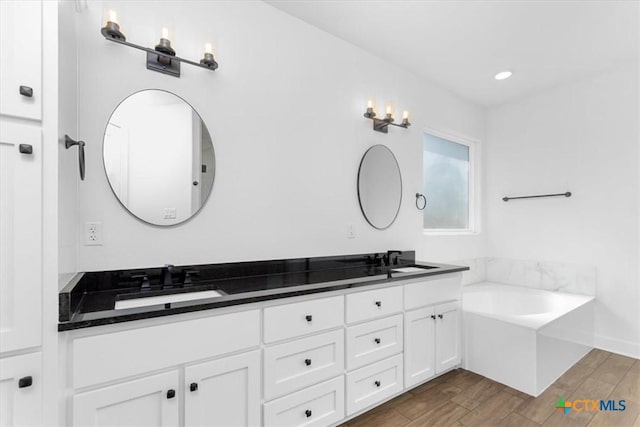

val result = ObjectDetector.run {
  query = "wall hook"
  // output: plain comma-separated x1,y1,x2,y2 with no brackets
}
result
65,135,85,181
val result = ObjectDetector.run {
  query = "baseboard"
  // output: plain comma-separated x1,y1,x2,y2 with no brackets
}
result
595,334,640,359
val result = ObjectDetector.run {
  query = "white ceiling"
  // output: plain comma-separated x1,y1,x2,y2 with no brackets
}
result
265,0,639,107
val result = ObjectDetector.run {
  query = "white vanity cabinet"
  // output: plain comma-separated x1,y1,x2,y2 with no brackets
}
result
185,351,261,427
0,123,42,354
0,0,42,120
73,371,180,427
62,272,464,427
0,353,42,427
403,277,462,388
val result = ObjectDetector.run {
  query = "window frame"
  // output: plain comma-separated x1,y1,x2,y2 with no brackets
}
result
422,127,481,236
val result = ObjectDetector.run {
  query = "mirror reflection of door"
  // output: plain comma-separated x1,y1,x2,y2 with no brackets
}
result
103,90,215,225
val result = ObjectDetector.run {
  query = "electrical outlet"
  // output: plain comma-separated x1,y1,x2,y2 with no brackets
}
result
84,222,103,246
164,208,177,219
347,224,356,239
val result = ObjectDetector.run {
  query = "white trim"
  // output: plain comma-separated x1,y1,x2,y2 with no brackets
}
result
595,334,640,359
422,127,482,234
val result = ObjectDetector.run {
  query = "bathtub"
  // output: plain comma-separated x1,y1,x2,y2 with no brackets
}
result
463,282,595,396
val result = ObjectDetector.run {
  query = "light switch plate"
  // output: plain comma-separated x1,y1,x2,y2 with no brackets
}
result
347,224,356,239
164,208,177,219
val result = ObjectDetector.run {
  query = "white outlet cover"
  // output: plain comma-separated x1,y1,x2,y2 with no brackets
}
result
84,222,103,246
347,224,356,239
164,208,177,219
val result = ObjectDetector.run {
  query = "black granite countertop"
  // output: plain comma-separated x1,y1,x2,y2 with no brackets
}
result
58,251,468,331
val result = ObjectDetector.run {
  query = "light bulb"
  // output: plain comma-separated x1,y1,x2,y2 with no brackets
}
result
204,43,213,55
402,110,409,120
108,10,118,24
161,27,169,40
367,100,373,109
386,105,392,115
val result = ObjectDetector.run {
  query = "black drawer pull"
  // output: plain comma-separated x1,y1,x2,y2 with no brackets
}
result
375,301,382,307
438,314,443,319
374,338,381,344
430,315,436,320
19,144,33,154
374,380,381,387
304,358,312,366
166,389,175,399
305,409,312,418
305,315,312,322
190,382,198,392
19,86,33,97
18,376,32,388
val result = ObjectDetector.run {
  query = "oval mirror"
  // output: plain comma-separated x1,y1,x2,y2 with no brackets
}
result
103,90,215,225
357,145,402,229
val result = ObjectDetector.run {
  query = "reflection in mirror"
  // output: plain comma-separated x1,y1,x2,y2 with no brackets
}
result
357,145,402,229
103,90,215,225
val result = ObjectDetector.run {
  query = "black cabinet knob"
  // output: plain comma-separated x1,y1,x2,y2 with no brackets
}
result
305,315,312,322
192,181,199,186
375,301,382,307
19,144,33,154
304,358,312,366
430,315,436,320
190,382,198,392
19,85,33,97
18,376,32,388
374,380,381,387
374,338,381,344
166,389,176,399
305,409,312,418
438,314,443,319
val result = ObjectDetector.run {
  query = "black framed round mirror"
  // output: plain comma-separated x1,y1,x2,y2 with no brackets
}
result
103,90,215,225
357,145,402,229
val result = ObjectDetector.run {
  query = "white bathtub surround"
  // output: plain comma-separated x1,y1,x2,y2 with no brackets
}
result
463,283,594,396
453,257,596,296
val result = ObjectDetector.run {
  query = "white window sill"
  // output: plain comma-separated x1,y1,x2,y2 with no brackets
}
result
423,230,481,236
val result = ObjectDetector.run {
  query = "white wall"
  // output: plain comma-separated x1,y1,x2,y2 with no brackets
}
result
73,0,485,271
486,64,640,357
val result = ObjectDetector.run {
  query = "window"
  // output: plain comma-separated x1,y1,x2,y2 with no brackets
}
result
423,131,477,233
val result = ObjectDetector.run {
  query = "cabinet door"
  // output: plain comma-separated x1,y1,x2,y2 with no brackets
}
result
404,306,436,388
185,350,260,427
0,123,42,353
73,371,179,427
0,0,42,120
0,352,42,427
435,301,461,374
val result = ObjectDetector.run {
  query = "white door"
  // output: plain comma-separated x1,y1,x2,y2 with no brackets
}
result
185,350,260,427
404,306,436,387
73,371,179,427
435,301,461,374
0,122,42,353
0,0,42,120
0,352,42,427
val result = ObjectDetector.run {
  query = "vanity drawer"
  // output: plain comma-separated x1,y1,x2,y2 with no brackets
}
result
346,286,402,324
404,274,461,310
346,315,403,370
264,329,344,400
263,376,345,427
263,296,344,343
73,310,259,389
346,354,403,415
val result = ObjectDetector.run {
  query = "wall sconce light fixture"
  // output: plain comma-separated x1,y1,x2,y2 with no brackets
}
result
363,100,411,133
100,11,218,78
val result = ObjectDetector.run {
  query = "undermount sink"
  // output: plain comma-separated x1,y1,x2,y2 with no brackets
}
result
114,289,224,310
391,267,427,273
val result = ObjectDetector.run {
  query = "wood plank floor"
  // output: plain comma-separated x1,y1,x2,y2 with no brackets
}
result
341,350,640,427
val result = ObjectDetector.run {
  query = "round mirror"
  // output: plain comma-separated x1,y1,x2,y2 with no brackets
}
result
103,90,215,226
357,145,402,229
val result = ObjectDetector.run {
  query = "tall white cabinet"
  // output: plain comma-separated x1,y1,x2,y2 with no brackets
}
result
0,1,58,426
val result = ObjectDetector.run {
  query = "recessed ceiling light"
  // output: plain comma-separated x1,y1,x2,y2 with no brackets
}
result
494,71,513,81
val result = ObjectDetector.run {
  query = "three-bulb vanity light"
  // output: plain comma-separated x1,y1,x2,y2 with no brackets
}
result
100,10,218,78
363,100,411,133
